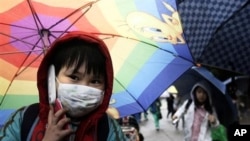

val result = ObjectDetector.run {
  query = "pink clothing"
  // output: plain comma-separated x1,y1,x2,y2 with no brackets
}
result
191,107,206,141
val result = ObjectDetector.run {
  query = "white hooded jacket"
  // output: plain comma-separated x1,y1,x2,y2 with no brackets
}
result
173,81,220,141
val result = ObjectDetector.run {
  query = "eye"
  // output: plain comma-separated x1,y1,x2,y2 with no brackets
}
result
89,75,105,86
90,79,103,84
68,74,80,81
89,78,105,90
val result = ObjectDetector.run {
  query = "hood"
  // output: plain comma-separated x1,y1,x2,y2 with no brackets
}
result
36,31,113,125
190,80,213,107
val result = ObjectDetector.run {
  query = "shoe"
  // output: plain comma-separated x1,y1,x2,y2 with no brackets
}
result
156,128,160,131
175,126,178,130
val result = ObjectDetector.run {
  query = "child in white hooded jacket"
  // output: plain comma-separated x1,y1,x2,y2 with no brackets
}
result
172,81,221,141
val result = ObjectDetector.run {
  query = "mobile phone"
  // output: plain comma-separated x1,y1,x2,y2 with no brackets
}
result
48,65,56,104
48,65,69,129
55,98,70,129
54,98,63,112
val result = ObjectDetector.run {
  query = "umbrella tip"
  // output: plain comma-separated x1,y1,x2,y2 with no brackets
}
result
196,63,201,67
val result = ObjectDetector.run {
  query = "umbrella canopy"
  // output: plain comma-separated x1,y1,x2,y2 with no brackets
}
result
160,85,178,98
173,66,226,98
0,0,194,125
172,66,236,127
177,0,250,75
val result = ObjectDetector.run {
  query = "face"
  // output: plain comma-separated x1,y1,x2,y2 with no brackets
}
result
57,64,105,90
195,87,207,104
55,63,105,118
229,85,237,94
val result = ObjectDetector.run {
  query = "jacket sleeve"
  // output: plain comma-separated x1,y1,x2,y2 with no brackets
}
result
210,107,220,127
173,99,189,118
0,108,25,141
107,116,128,141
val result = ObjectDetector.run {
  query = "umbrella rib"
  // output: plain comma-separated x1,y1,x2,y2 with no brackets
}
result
114,78,147,111
49,6,92,40
51,13,85,39
48,1,96,30
27,0,44,30
17,52,43,76
15,38,43,75
91,32,194,64
0,34,43,55
0,22,37,31
48,1,98,42
0,32,42,48
0,49,43,55
0,33,40,47
0,52,43,106
27,0,53,50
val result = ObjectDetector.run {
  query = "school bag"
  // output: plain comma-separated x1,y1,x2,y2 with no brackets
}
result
21,103,109,141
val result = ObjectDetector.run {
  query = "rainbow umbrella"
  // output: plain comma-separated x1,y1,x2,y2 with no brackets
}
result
0,0,193,126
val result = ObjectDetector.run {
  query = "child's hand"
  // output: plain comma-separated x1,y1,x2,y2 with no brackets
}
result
42,105,74,141
172,115,178,120
208,114,216,125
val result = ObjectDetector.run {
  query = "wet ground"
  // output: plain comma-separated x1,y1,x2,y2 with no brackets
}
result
139,98,250,141
139,99,184,141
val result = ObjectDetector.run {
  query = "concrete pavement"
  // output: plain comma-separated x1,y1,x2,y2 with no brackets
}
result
139,98,184,141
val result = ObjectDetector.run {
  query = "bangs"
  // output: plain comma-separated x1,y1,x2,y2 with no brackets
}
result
52,38,106,77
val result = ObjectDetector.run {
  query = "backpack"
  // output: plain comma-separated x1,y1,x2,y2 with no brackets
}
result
21,103,109,141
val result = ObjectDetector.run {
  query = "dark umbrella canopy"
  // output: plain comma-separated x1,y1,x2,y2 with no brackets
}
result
172,66,235,127
173,67,226,97
177,0,250,74
223,76,250,96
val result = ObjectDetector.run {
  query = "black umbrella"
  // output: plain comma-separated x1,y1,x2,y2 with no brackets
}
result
177,0,250,75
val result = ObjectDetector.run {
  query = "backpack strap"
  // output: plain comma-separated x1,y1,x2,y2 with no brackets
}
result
111,118,120,141
21,103,39,141
97,113,109,141
184,99,192,113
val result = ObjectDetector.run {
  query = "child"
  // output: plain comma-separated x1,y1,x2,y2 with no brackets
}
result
172,81,220,141
0,31,127,141
117,116,144,141
149,98,162,131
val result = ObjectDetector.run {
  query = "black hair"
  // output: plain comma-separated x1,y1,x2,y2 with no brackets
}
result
51,37,106,80
117,116,140,132
193,86,213,114
139,133,144,141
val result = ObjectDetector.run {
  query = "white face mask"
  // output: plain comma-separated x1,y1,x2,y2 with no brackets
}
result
57,81,104,117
